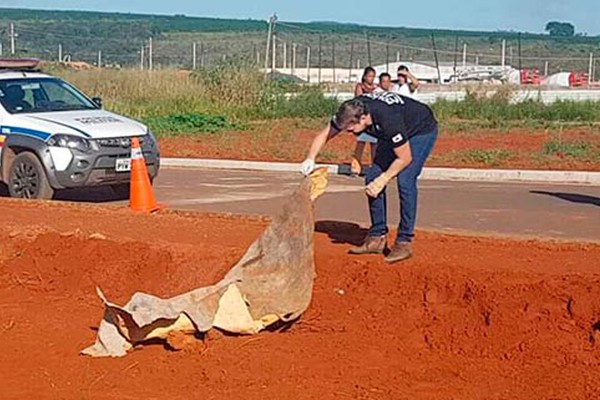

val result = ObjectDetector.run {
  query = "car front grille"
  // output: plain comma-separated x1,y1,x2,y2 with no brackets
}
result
96,136,145,148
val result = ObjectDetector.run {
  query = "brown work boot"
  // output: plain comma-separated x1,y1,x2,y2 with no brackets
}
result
348,235,388,255
385,242,413,264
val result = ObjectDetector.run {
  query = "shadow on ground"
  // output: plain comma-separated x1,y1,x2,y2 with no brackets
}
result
0,182,127,203
531,190,600,207
315,220,368,246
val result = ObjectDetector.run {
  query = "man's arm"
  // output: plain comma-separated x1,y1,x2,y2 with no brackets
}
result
354,83,364,96
366,142,413,197
405,70,420,92
301,123,340,175
306,123,338,160
386,142,413,177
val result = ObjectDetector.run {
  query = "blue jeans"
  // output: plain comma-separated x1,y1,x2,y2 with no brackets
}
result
365,125,438,244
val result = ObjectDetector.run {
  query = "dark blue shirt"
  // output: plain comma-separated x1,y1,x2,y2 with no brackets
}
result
361,93,437,148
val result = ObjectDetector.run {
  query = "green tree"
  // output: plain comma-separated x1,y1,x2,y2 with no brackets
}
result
545,21,575,37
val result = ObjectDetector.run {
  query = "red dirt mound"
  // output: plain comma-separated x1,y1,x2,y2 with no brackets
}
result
0,201,599,399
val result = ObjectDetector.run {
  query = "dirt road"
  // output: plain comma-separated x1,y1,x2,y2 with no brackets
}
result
44,167,600,242
0,199,599,399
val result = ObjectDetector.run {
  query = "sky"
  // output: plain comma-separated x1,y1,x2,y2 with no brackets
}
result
1,0,599,35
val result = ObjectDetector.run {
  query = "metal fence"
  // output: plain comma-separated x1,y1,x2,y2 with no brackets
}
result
1,20,598,83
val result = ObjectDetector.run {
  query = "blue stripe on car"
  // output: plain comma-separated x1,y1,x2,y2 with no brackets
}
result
0,126,51,140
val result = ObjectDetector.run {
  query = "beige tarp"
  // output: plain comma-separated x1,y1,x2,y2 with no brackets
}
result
82,169,328,357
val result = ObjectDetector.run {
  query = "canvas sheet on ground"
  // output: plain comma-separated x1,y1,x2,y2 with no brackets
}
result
82,169,328,357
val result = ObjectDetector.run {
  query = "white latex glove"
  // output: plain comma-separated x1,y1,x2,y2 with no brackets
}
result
366,172,392,197
300,158,316,176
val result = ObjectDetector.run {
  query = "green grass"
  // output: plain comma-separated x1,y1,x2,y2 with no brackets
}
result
432,98,600,129
53,64,337,126
144,113,242,136
543,140,593,158
49,64,600,135
458,149,513,166
253,86,339,119
318,150,340,162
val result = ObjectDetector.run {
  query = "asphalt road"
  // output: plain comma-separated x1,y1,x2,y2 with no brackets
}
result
44,167,600,242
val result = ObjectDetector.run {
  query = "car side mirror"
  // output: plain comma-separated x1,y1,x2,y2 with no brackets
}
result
92,97,103,108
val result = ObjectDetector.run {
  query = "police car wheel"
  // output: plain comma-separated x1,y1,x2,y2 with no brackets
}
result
8,152,55,200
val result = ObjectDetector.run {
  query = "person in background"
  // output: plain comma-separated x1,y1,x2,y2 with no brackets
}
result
392,65,420,98
351,67,378,176
375,72,393,93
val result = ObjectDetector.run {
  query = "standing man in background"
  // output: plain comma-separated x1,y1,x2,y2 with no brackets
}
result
393,65,420,98
375,72,393,93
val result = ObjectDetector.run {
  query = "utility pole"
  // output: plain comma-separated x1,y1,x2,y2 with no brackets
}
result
386,39,390,72
306,46,311,83
264,14,277,76
517,33,522,73
453,36,459,82
462,43,467,69
0,42,3,56
396,51,400,63
366,32,372,66
97,50,102,68
318,35,322,83
332,39,336,83
292,43,297,76
9,22,16,55
501,39,506,68
140,44,145,70
589,53,594,84
58,43,63,62
283,42,287,69
431,34,443,84
349,40,354,82
200,43,205,67
544,61,549,77
192,42,197,70
272,34,277,71
148,37,153,71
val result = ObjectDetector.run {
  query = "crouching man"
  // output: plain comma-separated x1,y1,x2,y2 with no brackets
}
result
300,92,438,263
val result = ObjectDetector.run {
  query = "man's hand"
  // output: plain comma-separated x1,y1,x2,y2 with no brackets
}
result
300,158,316,176
366,172,392,197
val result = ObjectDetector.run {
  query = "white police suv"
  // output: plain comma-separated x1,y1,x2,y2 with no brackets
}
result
0,58,159,199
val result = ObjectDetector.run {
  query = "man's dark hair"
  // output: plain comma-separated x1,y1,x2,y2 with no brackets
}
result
379,72,391,81
333,98,368,130
397,65,409,72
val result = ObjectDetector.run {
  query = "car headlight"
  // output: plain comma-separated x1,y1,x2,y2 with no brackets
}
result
47,134,91,153
145,128,157,147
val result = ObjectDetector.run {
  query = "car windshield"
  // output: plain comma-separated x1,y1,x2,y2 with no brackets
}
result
0,78,98,114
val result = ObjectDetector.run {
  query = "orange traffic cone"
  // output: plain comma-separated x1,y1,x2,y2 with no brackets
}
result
129,137,160,213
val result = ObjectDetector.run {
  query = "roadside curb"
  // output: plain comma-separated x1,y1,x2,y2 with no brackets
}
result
419,168,600,185
161,158,340,174
161,158,600,185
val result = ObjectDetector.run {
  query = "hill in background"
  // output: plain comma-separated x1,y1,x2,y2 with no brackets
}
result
0,8,598,75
